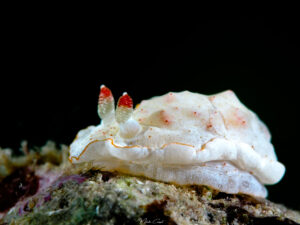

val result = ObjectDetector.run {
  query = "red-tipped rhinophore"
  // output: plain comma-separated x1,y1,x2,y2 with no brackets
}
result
116,92,133,123
98,85,115,120
99,85,113,104
117,92,133,108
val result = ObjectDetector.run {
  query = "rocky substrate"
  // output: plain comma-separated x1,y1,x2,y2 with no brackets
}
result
0,142,299,225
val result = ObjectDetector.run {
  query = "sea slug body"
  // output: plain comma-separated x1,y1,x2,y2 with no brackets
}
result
69,85,285,198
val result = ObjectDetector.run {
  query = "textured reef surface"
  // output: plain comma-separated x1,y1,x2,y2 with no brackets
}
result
0,142,299,225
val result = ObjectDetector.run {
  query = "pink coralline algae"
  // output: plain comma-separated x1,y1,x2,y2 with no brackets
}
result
16,173,87,216
53,174,87,189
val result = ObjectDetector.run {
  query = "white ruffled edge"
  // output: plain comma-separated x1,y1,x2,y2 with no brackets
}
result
69,126,285,185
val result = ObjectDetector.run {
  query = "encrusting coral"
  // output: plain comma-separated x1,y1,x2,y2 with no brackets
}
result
0,142,299,225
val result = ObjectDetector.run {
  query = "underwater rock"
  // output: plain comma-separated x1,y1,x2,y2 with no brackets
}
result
0,143,299,225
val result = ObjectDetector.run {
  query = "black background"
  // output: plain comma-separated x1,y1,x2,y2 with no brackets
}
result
1,14,299,209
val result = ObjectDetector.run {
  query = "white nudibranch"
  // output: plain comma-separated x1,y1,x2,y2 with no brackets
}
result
69,86,286,198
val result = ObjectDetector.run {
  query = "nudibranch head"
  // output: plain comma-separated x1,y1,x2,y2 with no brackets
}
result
69,86,285,198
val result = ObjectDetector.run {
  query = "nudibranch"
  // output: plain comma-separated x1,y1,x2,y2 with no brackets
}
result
69,85,285,198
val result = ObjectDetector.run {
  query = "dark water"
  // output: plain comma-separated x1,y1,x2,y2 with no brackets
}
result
0,15,299,210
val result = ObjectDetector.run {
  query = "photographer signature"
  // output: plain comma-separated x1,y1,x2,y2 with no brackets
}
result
139,218,164,224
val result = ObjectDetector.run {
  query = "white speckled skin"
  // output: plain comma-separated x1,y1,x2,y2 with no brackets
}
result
69,90,285,198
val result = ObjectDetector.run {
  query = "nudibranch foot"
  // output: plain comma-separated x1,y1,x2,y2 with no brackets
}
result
91,160,267,198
